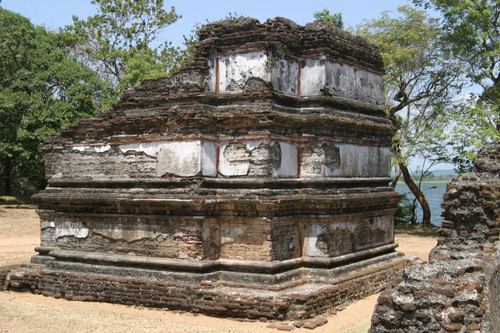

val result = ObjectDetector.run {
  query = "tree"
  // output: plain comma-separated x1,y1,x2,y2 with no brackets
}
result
66,0,186,94
0,9,114,196
433,96,499,172
414,0,499,168
414,0,499,102
313,9,344,29
357,5,464,226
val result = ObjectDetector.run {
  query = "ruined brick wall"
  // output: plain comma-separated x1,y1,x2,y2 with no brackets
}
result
370,142,500,333
33,17,399,264
1,17,412,320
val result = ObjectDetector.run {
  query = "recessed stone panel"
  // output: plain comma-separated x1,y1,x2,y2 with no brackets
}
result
201,141,217,177
300,143,391,178
275,142,298,177
301,58,384,106
55,221,89,239
156,141,202,177
218,51,270,92
300,142,341,177
220,222,271,261
304,216,393,257
271,57,299,94
219,143,251,176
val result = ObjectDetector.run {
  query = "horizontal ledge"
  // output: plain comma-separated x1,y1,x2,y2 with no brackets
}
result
36,208,398,220
43,243,398,274
45,177,393,188
32,195,402,209
118,90,387,114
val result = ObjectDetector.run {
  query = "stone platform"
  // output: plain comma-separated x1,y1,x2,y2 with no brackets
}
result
6,251,410,320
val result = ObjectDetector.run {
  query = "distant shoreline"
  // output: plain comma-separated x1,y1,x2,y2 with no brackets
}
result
396,180,451,184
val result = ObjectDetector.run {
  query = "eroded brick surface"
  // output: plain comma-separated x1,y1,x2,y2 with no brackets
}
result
370,142,500,333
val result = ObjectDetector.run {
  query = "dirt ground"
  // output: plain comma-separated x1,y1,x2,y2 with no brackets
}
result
0,198,438,333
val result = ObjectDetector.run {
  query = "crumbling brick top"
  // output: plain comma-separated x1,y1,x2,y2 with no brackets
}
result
196,17,384,75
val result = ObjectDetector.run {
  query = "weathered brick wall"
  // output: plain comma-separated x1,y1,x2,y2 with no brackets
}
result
370,142,500,333
32,17,398,264
488,268,500,332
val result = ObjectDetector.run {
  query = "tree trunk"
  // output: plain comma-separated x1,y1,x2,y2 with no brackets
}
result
391,167,401,189
3,159,12,196
399,163,432,226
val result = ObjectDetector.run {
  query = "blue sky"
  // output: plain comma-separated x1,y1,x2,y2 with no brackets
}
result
2,0,411,48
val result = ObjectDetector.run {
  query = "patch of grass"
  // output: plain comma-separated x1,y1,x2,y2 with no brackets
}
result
0,197,36,210
395,224,439,238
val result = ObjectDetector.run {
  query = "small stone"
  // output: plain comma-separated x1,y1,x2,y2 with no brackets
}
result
311,318,328,327
376,305,389,314
377,290,393,306
483,247,496,254
277,324,295,331
291,320,306,328
259,317,268,322
466,322,480,331
371,316,381,326
463,282,478,290
413,290,431,298
301,321,318,329
400,303,417,311
429,287,455,298
443,323,461,332
448,311,465,323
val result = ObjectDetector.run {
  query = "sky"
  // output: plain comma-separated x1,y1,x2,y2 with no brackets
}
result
1,0,412,48
1,0,454,172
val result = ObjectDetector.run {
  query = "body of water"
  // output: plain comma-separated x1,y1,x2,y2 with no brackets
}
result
395,181,449,227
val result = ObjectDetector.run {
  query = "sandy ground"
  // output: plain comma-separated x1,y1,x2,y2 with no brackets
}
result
0,199,438,333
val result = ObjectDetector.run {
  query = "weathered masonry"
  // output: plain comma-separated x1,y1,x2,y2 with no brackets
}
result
3,17,411,319
370,142,500,333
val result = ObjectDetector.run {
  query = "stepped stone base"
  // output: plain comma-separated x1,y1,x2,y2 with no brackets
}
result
3,251,412,320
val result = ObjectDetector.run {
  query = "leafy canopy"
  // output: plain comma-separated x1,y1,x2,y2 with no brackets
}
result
413,0,499,169
0,8,114,196
357,5,464,225
313,9,344,29
66,0,184,92
414,0,499,102
357,5,463,164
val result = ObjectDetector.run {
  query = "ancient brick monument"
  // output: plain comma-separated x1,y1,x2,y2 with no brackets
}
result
3,17,411,319
370,142,500,332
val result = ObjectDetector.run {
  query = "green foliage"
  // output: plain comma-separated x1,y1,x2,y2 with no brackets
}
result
66,0,187,93
414,0,499,102
0,8,114,196
395,195,417,225
413,0,499,171
118,51,167,91
411,172,454,182
357,5,465,226
313,9,344,29
432,97,500,172
357,5,464,165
